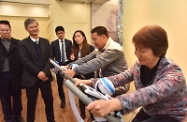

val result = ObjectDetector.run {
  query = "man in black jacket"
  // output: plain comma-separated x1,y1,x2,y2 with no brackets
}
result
51,26,72,108
19,18,55,122
0,20,23,122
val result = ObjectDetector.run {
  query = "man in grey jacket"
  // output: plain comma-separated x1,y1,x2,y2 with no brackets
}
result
64,26,129,95
64,26,129,121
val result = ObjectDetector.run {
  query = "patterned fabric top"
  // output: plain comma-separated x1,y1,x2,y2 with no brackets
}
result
92,57,187,121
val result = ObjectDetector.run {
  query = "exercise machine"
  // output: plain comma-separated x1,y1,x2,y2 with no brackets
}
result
49,58,124,122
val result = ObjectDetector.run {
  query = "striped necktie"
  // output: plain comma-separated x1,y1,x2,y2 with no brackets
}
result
61,40,65,63
35,40,39,44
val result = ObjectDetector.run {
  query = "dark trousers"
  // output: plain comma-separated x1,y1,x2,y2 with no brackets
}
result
56,61,70,103
56,73,65,103
0,72,22,122
25,79,54,122
132,108,181,122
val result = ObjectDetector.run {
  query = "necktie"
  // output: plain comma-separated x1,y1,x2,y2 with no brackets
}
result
61,41,65,63
35,40,39,44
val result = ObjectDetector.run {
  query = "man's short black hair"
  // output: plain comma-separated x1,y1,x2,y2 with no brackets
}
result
55,26,65,33
91,26,108,38
0,20,11,28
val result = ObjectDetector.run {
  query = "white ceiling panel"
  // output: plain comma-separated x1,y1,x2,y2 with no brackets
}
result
0,0,109,4
59,0,109,4
0,0,50,5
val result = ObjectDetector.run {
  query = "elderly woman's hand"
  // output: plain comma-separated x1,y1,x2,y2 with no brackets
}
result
86,98,122,117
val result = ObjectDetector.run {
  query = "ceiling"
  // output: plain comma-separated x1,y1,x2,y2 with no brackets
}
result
0,0,109,4
0,0,50,5
62,0,109,4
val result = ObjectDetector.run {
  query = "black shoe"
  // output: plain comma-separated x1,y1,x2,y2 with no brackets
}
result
15,116,24,122
60,101,65,108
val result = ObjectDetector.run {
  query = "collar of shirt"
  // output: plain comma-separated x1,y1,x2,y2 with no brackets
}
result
101,37,122,52
99,37,111,53
58,39,65,43
30,36,39,43
1,37,11,42
102,38,109,51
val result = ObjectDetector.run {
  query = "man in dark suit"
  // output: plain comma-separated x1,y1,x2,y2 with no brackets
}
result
19,18,55,122
0,20,23,122
51,26,72,108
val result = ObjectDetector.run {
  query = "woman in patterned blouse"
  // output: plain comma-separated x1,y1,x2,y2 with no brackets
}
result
75,25,187,122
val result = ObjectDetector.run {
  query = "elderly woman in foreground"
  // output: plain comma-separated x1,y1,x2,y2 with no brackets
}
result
75,25,187,122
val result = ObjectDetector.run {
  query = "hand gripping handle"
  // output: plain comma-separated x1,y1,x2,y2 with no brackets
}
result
49,58,121,122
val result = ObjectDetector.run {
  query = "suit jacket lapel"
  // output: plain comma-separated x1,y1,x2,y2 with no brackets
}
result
40,38,44,60
0,38,7,52
9,39,16,53
56,39,61,55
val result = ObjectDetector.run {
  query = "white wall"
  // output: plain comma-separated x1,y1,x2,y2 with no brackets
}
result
122,1,187,120
50,1,91,43
0,1,91,42
123,0,187,80
0,16,49,40
0,2,50,39
0,2,49,17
